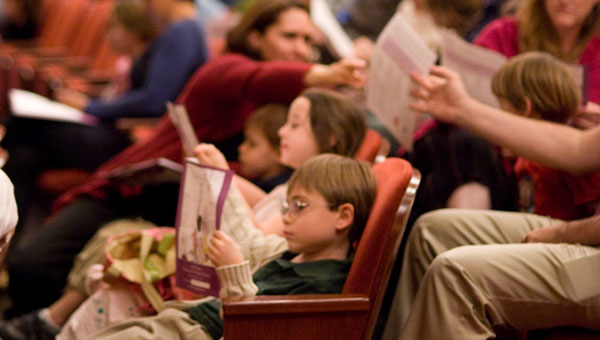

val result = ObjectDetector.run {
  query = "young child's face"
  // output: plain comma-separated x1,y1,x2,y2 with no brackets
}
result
238,125,282,179
281,185,342,258
278,97,320,169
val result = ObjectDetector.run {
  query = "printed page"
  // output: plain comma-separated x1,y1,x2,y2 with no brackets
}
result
562,62,588,104
310,0,354,58
366,12,437,151
441,32,589,106
441,31,507,107
175,158,234,297
9,89,99,126
167,102,199,157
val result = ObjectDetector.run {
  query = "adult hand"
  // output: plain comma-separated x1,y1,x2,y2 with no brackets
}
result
522,224,566,243
55,88,90,110
208,231,245,267
409,66,473,124
305,58,367,88
353,36,375,63
193,143,229,170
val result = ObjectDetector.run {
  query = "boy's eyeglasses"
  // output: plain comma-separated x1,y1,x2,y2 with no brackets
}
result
280,199,336,219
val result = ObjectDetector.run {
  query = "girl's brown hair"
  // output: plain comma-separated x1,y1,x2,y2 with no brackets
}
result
300,88,366,158
491,52,580,123
517,0,600,61
287,154,377,245
225,0,308,60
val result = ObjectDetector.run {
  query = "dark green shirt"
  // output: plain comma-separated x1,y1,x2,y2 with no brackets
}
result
187,251,352,339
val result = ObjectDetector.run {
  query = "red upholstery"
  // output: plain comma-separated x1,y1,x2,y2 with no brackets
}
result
223,158,420,340
355,129,383,163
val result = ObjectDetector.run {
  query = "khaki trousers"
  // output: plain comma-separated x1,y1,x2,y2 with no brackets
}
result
86,308,213,340
382,209,600,340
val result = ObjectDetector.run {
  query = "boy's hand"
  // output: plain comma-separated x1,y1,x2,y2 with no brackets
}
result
208,231,244,267
193,143,229,170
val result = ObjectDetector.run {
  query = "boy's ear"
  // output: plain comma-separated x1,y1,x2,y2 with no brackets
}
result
335,203,354,232
523,97,533,117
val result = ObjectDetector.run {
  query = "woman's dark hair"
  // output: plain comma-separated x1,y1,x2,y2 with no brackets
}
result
225,0,308,60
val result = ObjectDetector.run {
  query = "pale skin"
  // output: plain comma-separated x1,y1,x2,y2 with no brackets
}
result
208,187,354,267
410,66,600,245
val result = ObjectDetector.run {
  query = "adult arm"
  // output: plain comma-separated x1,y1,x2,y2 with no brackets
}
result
192,54,365,106
523,215,600,246
410,66,600,174
85,21,208,120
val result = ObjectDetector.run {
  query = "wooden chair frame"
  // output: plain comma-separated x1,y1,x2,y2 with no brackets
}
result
222,165,421,340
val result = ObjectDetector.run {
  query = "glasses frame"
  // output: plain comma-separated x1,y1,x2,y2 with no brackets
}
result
280,198,337,219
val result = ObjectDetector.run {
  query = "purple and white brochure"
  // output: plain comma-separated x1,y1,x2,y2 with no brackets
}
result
175,158,234,297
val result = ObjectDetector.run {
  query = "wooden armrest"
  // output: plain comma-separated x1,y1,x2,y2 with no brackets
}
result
223,294,371,340
224,294,369,314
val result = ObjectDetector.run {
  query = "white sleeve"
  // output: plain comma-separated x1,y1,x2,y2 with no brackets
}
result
0,170,17,238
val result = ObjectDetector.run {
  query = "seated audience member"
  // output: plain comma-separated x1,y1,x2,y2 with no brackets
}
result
238,104,293,192
67,154,377,340
474,0,600,104
0,0,39,40
42,88,366,340
0,2,368,324
2,0,209,252
400,0,515,224
382,53,600,340
490,52,600,220
50,89,368,338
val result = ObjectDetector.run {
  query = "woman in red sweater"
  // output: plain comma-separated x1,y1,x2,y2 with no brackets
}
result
474,0,600,104
4,0,366,323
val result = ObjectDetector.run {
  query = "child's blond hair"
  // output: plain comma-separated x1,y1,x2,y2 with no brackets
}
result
287,154,377,246
491,52,580,123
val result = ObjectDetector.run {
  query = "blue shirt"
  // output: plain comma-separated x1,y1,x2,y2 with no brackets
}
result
85,19,209,120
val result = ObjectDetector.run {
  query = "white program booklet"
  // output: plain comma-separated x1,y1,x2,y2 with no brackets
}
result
366,12,437,151
9,89,99,126
441,31,506,107
175,157,234,297
310,0,354,59
441,31,589,105
167,102,199,157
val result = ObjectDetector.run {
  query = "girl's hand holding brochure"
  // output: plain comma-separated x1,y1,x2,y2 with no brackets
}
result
193,143,230,170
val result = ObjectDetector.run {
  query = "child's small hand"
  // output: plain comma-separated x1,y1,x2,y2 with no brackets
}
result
193,143,229,169
208,231,244,267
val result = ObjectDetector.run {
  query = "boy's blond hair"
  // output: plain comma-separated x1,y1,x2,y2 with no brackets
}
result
491,52,580,123
245,104,288,150
287,154,377,246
